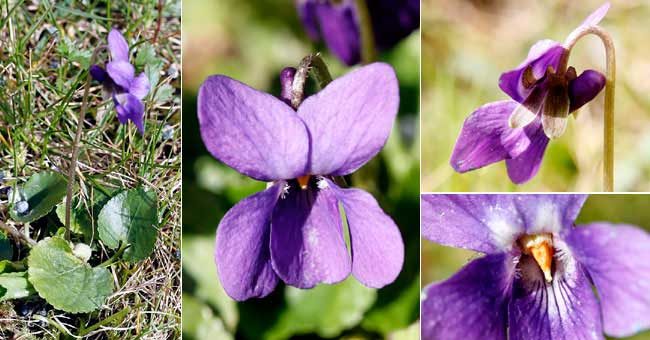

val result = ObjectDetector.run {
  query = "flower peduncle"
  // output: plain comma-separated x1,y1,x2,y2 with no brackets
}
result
290,54,333,109
64,45,107,242
562,25,616,191
354,0,376,64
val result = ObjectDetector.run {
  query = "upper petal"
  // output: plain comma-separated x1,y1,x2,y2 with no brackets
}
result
129,72,150,100
579,2,610,27
512,194,587,237
565,3,611,46
270,182,351,288
313,0,360,66
421,194,524,253
505,120,550,184
422,194,587,253
215,185,282,301
106,60,135,89
568,69,606,112
329,180,404,288
499,40,565,103
114,93,145,135
421,253,515,340
566,223,650,337
508,248,603,340
296,0,321,40
108,29,130,62
198,75,310,181
450,100,530,173
297,62,399,176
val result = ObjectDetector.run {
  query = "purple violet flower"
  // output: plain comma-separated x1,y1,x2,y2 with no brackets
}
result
450,4,610,184
421,194,650,340
90,29,150,135
296,0,419,65
198,62,404,301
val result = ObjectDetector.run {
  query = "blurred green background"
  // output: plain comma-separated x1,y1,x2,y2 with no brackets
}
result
422,0,650,191
422,194,650,340
181,0,420,339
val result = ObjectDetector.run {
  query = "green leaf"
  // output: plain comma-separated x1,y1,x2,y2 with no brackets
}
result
57,36,92,68
182,236,238,331
55,187,113,239
10,172,67,223
97,188,158,262
361,276,420,334
145,62,164,91
134,44,158,69
27,237,113,313
182,293,233,340
153,84,175,104
0,232,13,261
387,321,420,340
0,271,35,301
266,278,377,339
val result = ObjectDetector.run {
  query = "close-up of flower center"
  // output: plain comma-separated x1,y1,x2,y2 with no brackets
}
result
517,233,555,282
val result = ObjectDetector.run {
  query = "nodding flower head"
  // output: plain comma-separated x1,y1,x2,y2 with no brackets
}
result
450,3,610,184
421,194,650,340
296,0,419,65
90,29,150,135
198,62,404,300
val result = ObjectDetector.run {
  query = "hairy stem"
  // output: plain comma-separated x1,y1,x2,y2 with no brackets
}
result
563,25,616,191
65,46,106,241
354,0,376,64
153,0,163,44
290,54,333,109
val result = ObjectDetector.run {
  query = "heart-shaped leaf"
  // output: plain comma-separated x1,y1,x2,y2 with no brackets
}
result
265,278,377,339
28,237,114,313
0,232,13,261
56,187,114,239
0,272,35,301
10,172,67,223
97,188,158,262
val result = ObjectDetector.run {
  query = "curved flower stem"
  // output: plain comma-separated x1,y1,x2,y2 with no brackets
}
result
64,45,107,241
290,54,333,109
354,0,376,64
563,26,616,191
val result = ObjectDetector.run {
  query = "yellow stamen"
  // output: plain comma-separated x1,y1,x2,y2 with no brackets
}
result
297,175,311,190
520,234,554,282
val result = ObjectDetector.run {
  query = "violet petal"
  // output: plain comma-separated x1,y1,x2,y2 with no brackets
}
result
297,62,399,176
296,0,321,41
106,60,135,90
108,29,130,62
89,64,107,83
421,194,524,253
508,252,603,340
450,100,530,173
505,120,549,184
114,93,145,135
499,40,565,103
422,253,514,340
313,0,361,66
197,75,309,182
566,223,650,337
215,184,282,301
270,183,351,289
130,72,150,100
329,179,403,288
568,69,606,112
